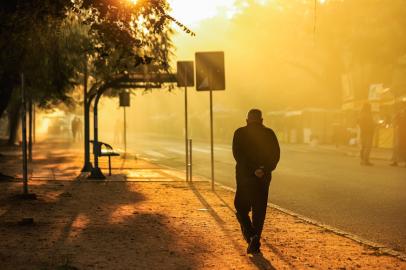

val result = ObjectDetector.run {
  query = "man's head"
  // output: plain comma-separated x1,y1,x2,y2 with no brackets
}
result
246,109,263,125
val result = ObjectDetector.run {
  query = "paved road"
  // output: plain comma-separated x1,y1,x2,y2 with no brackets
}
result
125,134,406,253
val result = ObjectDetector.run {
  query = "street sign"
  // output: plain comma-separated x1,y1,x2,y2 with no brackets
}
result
177,61,194,181
195,51,225,91
177,61,194,87
119,92,130,107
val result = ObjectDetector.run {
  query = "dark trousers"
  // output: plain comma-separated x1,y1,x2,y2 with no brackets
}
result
234,173,271,242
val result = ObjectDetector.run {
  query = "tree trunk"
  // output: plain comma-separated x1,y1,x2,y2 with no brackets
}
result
0,88,13,121
7,102,21,146
0,71,15,121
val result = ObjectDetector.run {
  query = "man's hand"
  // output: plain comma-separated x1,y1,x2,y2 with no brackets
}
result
254,168,265,178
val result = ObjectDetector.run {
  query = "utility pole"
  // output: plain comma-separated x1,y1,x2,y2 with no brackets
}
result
184,66,189,181
209,87,214,190
176,61,194,182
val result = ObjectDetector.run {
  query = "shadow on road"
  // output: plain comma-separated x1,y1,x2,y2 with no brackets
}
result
189,182,278,270
249,252,276,270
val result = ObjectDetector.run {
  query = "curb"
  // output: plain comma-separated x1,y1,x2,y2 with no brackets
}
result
213,181,406,262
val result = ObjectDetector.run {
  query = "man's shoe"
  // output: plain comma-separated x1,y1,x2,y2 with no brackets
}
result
247,235,260,254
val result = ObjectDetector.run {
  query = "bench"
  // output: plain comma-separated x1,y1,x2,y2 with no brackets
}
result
90,140,120,176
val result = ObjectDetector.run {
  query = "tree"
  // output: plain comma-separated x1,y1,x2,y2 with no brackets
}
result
0,0,190,143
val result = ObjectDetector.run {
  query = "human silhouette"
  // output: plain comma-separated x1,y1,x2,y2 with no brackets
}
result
232,109,280,254
392,104,406,167
358,103,375,166
71,116,78,142
76,117,83,141
391,109,401,166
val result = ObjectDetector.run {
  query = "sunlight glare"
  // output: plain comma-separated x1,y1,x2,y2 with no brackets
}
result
169,0,241,26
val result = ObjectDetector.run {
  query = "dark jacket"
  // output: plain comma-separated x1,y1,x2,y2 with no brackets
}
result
232,123,280,176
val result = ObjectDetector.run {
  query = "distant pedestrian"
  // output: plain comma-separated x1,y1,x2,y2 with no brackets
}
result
71,116,82,142
71,117,78,142
393,104,406,167
76,117,83,141
358,103,375,166
232,109,280,254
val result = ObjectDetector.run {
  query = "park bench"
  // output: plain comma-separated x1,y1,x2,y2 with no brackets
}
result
90,140,120,176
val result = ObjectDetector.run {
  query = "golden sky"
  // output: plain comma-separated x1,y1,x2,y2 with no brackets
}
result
168,0,241,26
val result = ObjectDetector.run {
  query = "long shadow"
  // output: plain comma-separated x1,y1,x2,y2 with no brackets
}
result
0,142,205,269
49,180,206,269
214,190,236,213
250,253,276,270
214,189,295,269
189,182,277,270
0,179,205,269
261,240,298,270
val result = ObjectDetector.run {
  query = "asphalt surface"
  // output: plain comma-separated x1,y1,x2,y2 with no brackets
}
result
123,134,406,253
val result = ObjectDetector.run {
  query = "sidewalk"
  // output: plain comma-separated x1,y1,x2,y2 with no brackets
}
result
0,141,405,269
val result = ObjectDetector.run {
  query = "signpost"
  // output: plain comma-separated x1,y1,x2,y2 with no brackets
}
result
119,92,130,156
177,61,194,181
195,52,225,190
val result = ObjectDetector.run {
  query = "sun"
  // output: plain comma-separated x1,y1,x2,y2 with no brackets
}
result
168,0,239,26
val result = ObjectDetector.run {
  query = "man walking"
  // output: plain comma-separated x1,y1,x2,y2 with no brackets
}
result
233,109,280,254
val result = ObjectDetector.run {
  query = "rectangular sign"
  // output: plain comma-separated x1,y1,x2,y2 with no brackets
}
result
195,51,225,91
177,61,195,87
119,92,130,107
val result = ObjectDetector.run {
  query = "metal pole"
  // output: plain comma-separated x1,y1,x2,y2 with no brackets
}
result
33,103,36,144
209,88,214,190
88,92,105,179
184,66,189,181
189,139,192,181
82,59,93,172
21,73,28,195
28,98,33,162
124,106,127,156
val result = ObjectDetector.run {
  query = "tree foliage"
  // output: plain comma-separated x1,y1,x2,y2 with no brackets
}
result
0,0,193,145
0,0,191,119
